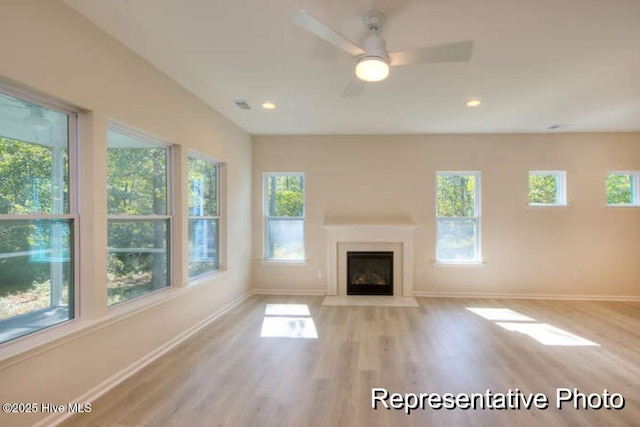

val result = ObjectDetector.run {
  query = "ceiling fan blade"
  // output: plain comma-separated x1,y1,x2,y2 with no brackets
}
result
389,40,473,66
341,78,365,98
291,11,365,57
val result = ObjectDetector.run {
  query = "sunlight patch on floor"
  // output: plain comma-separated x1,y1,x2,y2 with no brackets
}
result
265,303,310,316
465,307,535,322
466,307,599,347
496,322,599,346
260,304,318,339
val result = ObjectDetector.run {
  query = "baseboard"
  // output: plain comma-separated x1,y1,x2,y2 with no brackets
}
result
412,291,640,301
36,291,252,427
251,288,327,296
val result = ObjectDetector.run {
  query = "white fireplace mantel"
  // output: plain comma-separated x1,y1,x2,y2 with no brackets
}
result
323,223,417,297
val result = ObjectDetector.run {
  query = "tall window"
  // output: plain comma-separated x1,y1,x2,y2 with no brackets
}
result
436,172,480,263
606,171,640,206
0,89,75,344
188,153,220,278
528,171,566,206
107,127,170,306
264,173,305,260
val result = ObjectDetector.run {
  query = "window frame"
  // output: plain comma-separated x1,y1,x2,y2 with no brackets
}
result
435,171,481,265
0,83,79,344
106,123,173,306
606,171,640,207
187,150,221,279
528,170,567,206
263,172,306,262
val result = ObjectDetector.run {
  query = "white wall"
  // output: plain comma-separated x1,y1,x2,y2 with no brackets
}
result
252,134,640,298
0,1,251,426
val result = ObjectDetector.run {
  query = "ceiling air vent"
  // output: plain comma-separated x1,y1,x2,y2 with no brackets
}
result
232,100,251,110
548,123,572,130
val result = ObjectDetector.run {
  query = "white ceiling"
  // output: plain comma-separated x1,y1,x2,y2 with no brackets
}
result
62,0,640,135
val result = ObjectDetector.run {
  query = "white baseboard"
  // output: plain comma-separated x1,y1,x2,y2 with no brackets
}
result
252,288,640,301
251,288,327,296
412,291,640,301
37,291,252,427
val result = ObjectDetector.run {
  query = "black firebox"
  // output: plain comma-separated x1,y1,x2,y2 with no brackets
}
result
346,251,393,296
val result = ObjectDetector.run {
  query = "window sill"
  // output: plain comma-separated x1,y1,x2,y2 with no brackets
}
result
431,260,486,268
1,295,167,362
0,307,71,345
605,204,640,208
526,203,571,208
188,268,227,286
259,259,309,266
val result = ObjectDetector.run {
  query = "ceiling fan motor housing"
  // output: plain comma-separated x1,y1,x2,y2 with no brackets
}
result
360,11,389,63
360,32,389,63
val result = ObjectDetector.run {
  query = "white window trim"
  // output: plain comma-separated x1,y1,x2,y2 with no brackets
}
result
606,171,640,207
528,170,567,206
263,172,306,262
435,171,481,265
106,124,173,307
187,151,221,280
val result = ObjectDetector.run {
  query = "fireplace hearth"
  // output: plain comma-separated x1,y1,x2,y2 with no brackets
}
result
347,251,393,296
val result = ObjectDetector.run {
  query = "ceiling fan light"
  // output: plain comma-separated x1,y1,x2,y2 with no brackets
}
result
355,57,389,82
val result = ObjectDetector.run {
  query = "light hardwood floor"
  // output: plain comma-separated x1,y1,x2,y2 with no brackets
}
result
62,296,640,427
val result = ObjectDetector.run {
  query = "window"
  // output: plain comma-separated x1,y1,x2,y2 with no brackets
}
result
188,153,220,278
0,89,76,344
436,172,480,263
107,127,170,306
606,171,640,206
528,171,566,206
264,173,305,260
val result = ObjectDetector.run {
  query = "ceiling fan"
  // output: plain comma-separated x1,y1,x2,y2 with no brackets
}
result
291,10,473,96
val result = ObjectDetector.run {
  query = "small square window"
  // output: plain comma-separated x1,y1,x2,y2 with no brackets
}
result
606,172,639,206
528,171,566,206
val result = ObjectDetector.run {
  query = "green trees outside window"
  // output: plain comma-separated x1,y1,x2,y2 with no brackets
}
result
264,174,304,260
528,171,566,205
107,128,170,305
188,154,220,278
436,172,480,263
606,172,639,205
0,90,75,344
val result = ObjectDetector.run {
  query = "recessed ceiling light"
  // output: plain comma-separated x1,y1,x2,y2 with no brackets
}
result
466,99,481,107
262,102,276,110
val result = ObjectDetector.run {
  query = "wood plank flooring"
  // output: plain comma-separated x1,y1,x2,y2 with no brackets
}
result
61,296,640,427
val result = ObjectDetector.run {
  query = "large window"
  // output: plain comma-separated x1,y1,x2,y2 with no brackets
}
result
0,89,75,344
264,173,305,260
107,127,170,306
606,171,640,206
436,172,480,263
188,153,220,278
528,171,566,206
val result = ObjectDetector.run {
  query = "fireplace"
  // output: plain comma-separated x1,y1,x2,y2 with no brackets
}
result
347,251,393,296
324,222,416,297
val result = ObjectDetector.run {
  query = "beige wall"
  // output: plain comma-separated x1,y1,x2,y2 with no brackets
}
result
253,134,640,297
0,1,251,426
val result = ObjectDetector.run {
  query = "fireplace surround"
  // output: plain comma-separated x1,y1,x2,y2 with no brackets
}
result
324,222,416,297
